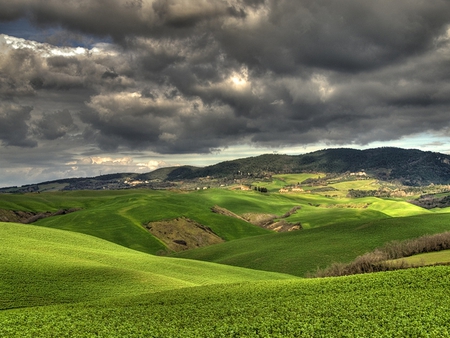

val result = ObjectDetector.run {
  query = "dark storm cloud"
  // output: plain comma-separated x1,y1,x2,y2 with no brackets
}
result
0,45,40,97
0,0,245,41
34,109,75,140
1,0,448,69
0,102,36,147
216,0,450,73
1,0,450,157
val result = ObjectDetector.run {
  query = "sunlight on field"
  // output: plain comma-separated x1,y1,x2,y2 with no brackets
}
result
252,173,321,192
2,185,450,336
367,199,430,217
273,173,322,185
388,250,450,266
2,265,450,337
329,179,380,191
322,179,380,197
0,222,293,310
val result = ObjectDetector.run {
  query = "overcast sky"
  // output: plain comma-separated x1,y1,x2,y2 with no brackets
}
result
1,0,450,187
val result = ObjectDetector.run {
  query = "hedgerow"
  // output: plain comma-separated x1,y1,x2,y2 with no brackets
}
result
310,231,450,277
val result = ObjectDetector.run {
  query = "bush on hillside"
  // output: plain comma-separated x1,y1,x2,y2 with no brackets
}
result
310,231,450,277
383,232,450,259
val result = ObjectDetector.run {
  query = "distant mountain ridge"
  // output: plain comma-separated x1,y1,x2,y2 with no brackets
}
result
147,147,450,186
3,147,450,192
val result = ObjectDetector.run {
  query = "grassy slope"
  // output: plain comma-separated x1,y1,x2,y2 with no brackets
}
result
2,266,450,337
174,213,450,276
5,188,405,252
197,189,418,229
2,185,450,336
2,220,450,337
389,249,450,266
0,222,294,310
0,186,440,257
0,190,272,254
1,182,447,275
273,173,322,185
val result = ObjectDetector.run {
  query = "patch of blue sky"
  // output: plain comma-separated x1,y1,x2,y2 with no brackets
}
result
0,18,110,48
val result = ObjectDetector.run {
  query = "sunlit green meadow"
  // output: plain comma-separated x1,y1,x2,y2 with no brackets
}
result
175,212,450,276
388,249,450,267
0,222,294,310
2,177,450,336
2,258,450,337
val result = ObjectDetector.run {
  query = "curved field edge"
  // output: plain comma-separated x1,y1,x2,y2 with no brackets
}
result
0,190,273,254
388,249,450,266
174,213,450,276
0,189,437,255
1,266,450,337
0,222,295,310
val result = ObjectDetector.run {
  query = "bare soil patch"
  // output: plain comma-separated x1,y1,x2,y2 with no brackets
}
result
210,205,247,221
213,204,302,232
241,213,277,226
144,217,224,252
264,219,302,232
0,208,80,224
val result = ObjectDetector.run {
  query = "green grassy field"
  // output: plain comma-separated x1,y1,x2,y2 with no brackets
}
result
2,264,450,336
0,190,274,254
2,222,450,337
0,188,399,253
252,173,321,192
0,222,294,310
2,176,450,336
388,249,450,266
174,212,450,276
0,182,445,261
272,173,322,185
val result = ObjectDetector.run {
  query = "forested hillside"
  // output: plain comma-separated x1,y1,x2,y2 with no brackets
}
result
2,147,450,193
148,147,450,186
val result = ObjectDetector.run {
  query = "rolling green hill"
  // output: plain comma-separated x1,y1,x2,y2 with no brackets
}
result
2,182,450,335
389,249,450,266
2,174,450,278
2,222,450,337
2,233,450,338
174,213,450,276
0,190,273,254
0,222,294,310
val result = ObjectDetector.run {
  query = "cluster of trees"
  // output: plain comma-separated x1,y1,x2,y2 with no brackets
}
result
347,189,391,198
410,195,450,209
301,177,329,186
253,186,268,193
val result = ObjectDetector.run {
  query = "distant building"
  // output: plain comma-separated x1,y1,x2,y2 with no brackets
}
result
350,171,367,176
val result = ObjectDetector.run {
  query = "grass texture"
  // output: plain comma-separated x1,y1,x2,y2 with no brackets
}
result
0,222,294,310
0,190,273,254
175,213,450,276
1,266,450,337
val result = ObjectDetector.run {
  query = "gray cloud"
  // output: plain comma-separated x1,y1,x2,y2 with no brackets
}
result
0,101,36,147
34,109,76,140
1,0,450,173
